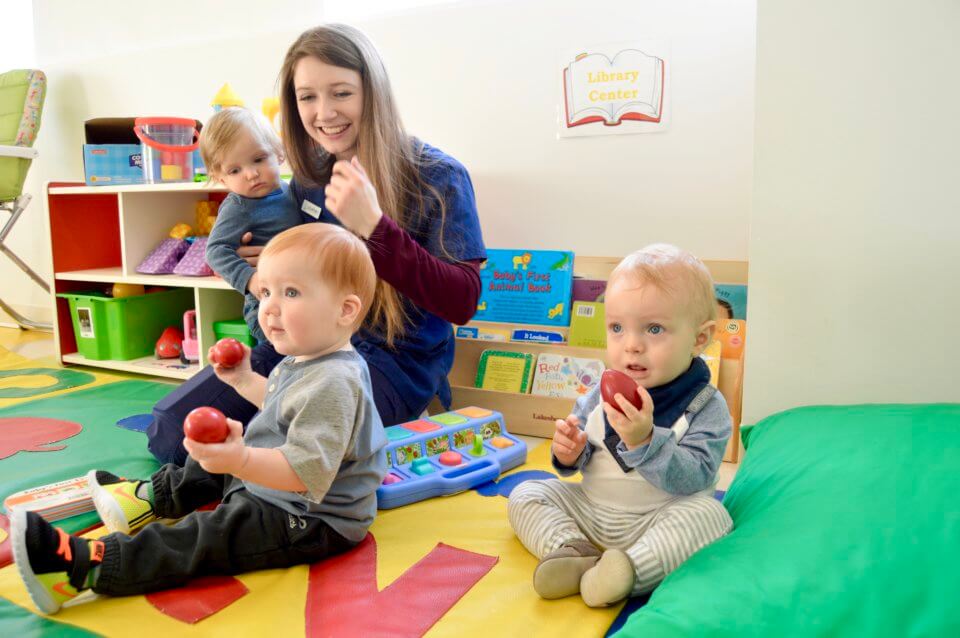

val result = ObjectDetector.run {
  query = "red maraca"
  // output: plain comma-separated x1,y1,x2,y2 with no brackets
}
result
183,407,229,443
600,369,643,413
209,338,244,368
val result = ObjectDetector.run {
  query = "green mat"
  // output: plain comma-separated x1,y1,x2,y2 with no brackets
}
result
0,598,99,638
0,368,96,399
0,381,169,533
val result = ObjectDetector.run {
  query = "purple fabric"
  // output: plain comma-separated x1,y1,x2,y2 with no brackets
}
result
173,237,214,276
137,238,188,275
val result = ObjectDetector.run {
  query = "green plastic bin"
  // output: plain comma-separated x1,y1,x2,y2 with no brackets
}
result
213,319,256,347
57,288,195,360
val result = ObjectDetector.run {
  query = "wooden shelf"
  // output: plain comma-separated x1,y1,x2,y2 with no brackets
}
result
443,327,745,461
454,335,600,359
49,182,228,195
61,353,198,380
46,181,244,380
55,267,233,290
432,386,576,439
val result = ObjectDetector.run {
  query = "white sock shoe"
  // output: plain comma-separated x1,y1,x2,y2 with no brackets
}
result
579,549,635,607
532,539,601,599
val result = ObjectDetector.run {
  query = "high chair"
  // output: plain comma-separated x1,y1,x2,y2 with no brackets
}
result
0,69,49,330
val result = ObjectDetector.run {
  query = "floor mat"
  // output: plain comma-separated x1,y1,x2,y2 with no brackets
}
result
0,381,168,533
0,374,628,636
0,344,172,410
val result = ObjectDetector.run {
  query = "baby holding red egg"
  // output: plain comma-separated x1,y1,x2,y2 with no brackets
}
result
10,224,387,613
508,244,734,608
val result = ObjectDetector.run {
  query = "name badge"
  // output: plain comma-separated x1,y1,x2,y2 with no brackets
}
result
301,199,323,219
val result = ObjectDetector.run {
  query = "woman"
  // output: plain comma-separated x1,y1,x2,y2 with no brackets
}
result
148,24,486,465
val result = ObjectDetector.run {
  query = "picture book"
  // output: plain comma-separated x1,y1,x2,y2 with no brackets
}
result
455,325,512,341
3,476,94,522
715,319,747,359
572,278,607,303
715,283,748,320
475,350,536,394
568,301,606,349
475,249,574,327
563,48,664,128
511,329,565,344
700,340,722,387
531,353,606,399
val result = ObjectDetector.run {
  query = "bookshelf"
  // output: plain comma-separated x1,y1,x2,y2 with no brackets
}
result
45,181,240,380
431,257,748,462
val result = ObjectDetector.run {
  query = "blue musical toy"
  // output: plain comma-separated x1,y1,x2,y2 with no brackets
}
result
376,407,526,509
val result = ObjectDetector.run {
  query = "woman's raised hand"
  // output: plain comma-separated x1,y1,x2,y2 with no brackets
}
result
325,156,383,239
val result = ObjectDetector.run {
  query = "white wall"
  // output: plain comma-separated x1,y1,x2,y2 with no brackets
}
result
3,0,755,325
743,0,960,421
0,1,35,68
348,0,756,257
2,0,322,325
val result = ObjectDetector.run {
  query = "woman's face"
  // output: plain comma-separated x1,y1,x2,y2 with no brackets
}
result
293,56,364,161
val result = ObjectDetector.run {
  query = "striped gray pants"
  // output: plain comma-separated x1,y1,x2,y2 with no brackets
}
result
508,479,733,595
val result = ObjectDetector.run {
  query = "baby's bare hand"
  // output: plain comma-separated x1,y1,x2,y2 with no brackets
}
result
551,415,587,466
603,384,655,449
183,418,246,475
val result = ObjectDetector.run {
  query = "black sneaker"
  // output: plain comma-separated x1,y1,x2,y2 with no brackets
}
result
10,509,103,614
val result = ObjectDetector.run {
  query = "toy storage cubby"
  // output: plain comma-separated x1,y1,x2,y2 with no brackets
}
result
45,181,243,380
430,256,748,462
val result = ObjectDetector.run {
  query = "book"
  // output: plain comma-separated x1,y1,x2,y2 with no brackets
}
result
572,278,607,303
455,325,511,341
563,49,665,128
475,350,536,394
511,329,565,344
700,340,722,387
475,249,574,327
3,476,94,522
568,301,606,349
715,319,747,359
714,284,748,320
531,353,606,399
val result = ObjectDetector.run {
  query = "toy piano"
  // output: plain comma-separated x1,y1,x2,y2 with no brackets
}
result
376,407,526,509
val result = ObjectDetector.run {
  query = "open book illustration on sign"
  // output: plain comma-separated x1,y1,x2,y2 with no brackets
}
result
563,49,664,127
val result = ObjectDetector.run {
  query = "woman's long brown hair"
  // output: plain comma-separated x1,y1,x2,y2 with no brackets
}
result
279,24,454,347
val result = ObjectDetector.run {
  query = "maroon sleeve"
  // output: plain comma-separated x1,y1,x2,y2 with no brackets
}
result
364,214,482,326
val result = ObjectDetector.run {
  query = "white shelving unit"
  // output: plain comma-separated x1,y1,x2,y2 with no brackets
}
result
45,181,242,380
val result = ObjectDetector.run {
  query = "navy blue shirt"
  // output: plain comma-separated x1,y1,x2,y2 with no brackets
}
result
289,142,486,414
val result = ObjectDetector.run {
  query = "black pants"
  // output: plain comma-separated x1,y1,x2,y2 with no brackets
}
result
94,458,355,596
146,341,417,466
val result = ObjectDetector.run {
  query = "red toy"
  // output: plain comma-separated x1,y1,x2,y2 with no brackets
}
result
209,338,244,368
183,407,229,443
155,326,184,359
600,369,643,413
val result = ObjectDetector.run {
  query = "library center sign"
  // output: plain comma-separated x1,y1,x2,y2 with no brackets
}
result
559,40,670,138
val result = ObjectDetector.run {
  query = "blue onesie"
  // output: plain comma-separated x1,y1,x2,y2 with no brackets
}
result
205,183,302,343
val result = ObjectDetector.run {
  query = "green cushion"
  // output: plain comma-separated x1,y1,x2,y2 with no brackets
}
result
0,68,45,201
614,404,960,637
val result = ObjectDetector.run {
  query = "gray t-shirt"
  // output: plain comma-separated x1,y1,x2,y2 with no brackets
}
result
224,349,388,542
